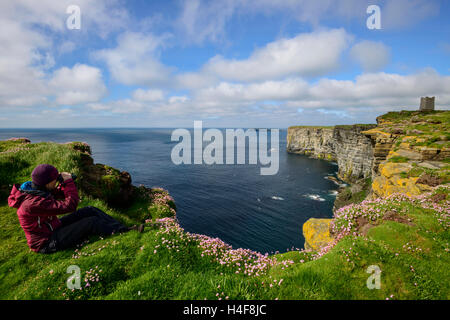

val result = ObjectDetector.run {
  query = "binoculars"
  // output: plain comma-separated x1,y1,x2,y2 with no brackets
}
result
57,173,77,183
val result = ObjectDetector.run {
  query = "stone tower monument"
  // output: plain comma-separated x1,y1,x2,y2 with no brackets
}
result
419,96,435,111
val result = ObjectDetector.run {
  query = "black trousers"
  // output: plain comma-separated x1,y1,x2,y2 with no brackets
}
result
39,206,128,254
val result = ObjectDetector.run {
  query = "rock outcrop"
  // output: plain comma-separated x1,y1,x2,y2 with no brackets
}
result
287,124,376,182
292,110,450,250
65,142,135,207
362,111,449,198
302,218,333,251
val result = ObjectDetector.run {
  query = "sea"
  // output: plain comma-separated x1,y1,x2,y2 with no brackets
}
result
0,128,340,254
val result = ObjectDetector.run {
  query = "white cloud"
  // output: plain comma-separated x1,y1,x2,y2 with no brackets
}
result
291,69,450,109
49,64,107,105
168,96,189,104
350,41,391,72
167,69,450,120
204,29,352,81
87,99,145,114
94,32,174,86
175,0,439,44
132,89,165,102
174,0,364,44
0,18,51,107
0,0,127,109
175,0,239,44
88,69,449,127
174,72,218,90
195,78,309,102
58,41,76,55
382,0,439,29
1,0,129,36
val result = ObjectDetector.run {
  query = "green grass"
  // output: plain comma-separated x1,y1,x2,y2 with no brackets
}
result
0,141,83,187
388,156,410,163
378,110,450,123
334,124,376,130
288,124,376,131
0,140,449,300
289,126,334,129
404,164,450,185
335,178,372,209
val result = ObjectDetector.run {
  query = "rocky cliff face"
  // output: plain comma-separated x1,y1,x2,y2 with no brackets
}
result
287,125,376,182
362,111,450,199
292,110,450,251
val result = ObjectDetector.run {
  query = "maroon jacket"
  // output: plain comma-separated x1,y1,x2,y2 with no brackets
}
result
8,179,79,252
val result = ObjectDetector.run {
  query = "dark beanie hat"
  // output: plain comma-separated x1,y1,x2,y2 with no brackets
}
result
32,164,59,186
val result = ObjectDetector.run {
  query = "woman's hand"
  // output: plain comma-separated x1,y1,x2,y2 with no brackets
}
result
60,172,73,181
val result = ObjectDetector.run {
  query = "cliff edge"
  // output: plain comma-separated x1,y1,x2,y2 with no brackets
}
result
291,110,450,251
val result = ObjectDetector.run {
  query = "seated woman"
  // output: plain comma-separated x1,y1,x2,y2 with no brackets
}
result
8,164,143,254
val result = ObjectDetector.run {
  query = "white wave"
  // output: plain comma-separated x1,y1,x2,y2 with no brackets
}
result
271,196,284,201
304,194,326,201
324,175,343,186
329,190,339,196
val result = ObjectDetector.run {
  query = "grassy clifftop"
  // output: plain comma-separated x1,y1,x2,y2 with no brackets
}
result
0,137,449,299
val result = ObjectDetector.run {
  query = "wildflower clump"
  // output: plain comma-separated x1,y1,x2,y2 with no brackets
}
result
146,188,176,221
151,217,294,277
61,266,103,300
311,186,449,260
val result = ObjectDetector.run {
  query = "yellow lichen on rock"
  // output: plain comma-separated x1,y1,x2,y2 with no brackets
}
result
371,163,422,197
416,183,433,192
303,218,334,250
387,176,421,197
371,175,388,197
361,128,391,137
379,162,412,178
399,142,410,149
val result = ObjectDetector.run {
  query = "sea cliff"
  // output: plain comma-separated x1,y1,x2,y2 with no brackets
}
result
292,110,450,251
287,124,376,183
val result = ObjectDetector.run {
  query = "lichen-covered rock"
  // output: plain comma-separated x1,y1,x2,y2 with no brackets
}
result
303,218,334,250
379,162,412,178
392,149,423,161
371,162,422,198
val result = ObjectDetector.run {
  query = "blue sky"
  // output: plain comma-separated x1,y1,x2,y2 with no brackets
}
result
0,0,449,128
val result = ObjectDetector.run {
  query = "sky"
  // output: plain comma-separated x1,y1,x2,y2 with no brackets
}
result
0,0,449,128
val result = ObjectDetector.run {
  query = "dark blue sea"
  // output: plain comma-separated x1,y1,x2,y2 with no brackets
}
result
0,128,339,254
